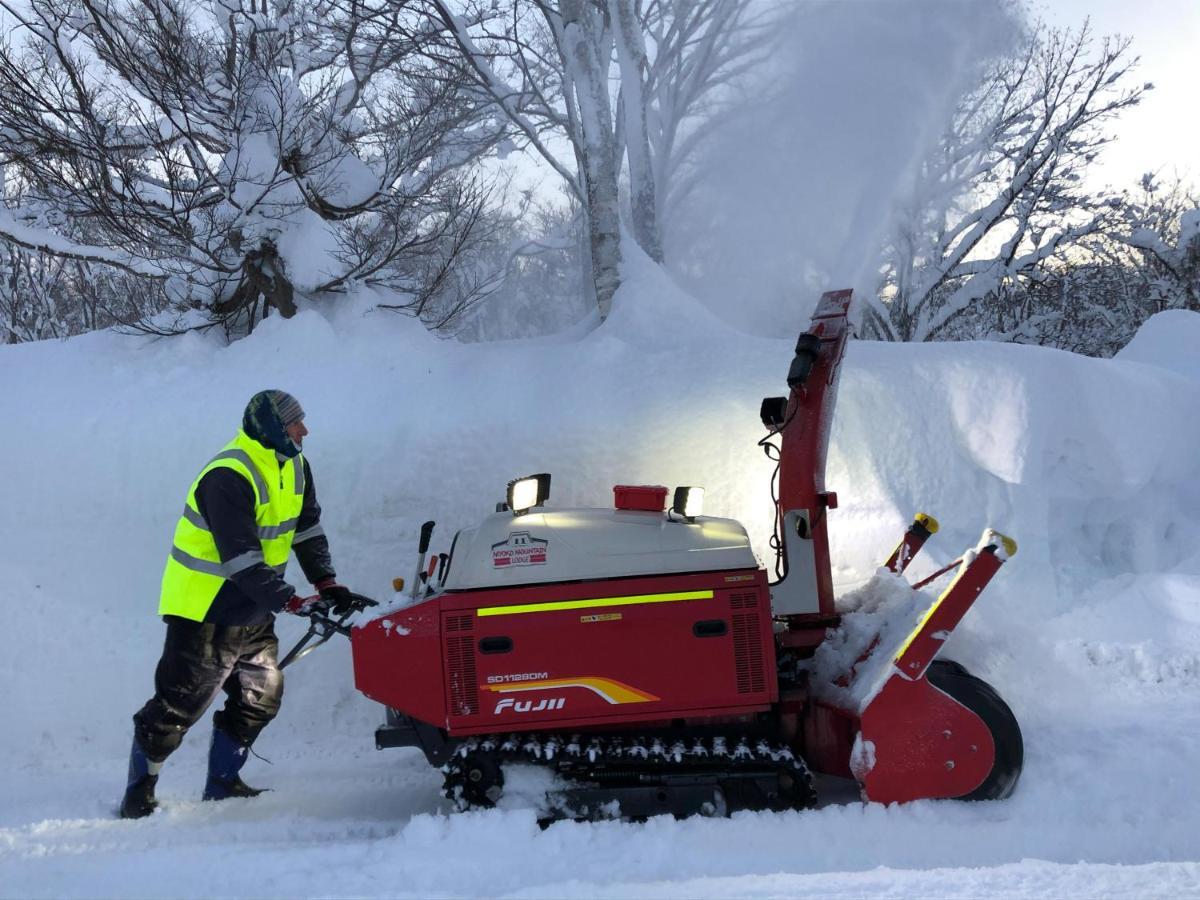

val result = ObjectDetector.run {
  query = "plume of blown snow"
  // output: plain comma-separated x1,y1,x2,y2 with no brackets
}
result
667,0,1021,336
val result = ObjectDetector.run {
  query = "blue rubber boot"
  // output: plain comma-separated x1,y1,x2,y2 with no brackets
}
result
119,739,162,819
202,728,266,801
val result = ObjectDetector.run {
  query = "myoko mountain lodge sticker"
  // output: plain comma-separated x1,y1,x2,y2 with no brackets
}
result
492,532,549,568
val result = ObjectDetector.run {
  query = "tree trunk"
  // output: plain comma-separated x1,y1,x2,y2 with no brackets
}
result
560,0,621,320
609,0,662,263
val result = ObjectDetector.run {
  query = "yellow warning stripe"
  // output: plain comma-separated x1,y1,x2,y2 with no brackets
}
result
893,570,963,667
476,589,713,618
894,533,1016,668
483,677,659,704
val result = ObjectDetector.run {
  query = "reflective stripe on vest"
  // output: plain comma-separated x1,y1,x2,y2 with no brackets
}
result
159,430,306,622
207,449,269,502
181,505,300,541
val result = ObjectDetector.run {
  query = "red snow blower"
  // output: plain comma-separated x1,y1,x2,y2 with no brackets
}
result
327,290,1022,821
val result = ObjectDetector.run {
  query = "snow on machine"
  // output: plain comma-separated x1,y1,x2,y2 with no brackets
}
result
299,289,1023,821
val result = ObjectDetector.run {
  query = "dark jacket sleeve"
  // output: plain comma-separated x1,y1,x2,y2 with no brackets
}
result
194,468,296,614
293,457,336,585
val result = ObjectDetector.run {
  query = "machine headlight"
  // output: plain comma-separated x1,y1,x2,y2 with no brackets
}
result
672,486,704,520
507,473,551,515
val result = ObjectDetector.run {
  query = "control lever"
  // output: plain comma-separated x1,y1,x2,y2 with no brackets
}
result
409,520,435,600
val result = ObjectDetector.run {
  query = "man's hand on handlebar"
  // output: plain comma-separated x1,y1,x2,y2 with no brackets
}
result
277,587,378,670
315,579,378,616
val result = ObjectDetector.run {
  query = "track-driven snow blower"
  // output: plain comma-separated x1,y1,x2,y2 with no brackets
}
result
343,290,1023,821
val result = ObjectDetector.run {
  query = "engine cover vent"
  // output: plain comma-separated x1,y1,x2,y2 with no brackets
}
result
732,613,765,694
729,590,758,610
446,614,473,633
447,636,479,716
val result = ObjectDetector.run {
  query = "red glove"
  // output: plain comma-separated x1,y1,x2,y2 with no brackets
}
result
284,594,323,616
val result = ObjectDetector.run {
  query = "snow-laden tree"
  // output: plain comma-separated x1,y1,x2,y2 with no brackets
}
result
929,260,1148,357
916,175,1198,357
0,240,166,343
0,243,69,342
866,22,1148,342
1110,174,1199,312
0,0,505,333
430,0,766,321
0,167,166,341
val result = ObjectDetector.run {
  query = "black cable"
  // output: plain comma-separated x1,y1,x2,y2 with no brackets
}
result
757,393,803,581
757,321,852,583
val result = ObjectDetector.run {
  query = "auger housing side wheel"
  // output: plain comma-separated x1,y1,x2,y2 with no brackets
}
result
927,659,1024,801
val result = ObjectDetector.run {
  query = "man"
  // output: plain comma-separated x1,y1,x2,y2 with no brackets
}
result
120,390,360,819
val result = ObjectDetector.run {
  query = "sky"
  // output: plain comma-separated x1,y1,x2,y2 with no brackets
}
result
1042,0,1198,190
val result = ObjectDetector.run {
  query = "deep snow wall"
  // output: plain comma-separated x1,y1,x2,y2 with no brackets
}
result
2,262,1199,756
2,256,1197,769
1,262,1199,895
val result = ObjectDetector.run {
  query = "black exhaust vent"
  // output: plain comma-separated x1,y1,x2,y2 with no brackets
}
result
729,590,758,610
732,613,765,694
446,614,473,633
447,636,479,716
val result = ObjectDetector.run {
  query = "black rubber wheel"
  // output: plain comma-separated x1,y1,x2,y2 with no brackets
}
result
927,659,1024,801
930,658,972,679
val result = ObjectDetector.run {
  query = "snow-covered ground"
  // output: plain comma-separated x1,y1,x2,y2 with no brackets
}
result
2,259,1199,897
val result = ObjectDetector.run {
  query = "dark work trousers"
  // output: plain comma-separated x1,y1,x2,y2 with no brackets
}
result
132,617,284,762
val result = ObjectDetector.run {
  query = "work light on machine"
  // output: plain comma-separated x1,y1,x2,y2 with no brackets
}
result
672,486,704,521
507,473,551,515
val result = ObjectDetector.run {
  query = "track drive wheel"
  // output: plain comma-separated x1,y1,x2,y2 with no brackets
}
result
927,659,1023,800
455,751,505,809
764,756,819,812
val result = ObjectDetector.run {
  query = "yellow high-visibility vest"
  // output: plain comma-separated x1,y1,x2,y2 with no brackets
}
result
159,430,306,621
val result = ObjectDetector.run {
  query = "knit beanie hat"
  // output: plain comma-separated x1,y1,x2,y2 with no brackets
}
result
243,390,306,458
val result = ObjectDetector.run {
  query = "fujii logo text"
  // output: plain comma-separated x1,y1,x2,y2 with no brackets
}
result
494,697,566,714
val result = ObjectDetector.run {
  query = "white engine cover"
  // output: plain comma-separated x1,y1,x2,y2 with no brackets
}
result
443,508,759,591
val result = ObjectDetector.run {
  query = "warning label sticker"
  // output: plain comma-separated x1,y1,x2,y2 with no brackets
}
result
491,531,549,568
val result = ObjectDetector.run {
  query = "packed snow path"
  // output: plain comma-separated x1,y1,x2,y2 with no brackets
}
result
2,272,1199,897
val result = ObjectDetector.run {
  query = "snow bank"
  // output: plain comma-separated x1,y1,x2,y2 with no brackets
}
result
1,294,1198,897
1115,308,1200,382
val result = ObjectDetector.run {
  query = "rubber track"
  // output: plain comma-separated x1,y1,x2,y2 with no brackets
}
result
442,732,817,818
